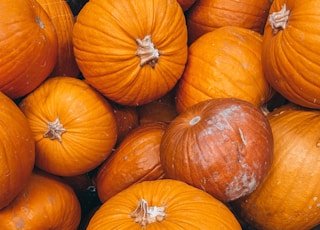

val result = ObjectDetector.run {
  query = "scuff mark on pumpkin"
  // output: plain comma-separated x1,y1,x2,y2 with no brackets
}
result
238,128,247,146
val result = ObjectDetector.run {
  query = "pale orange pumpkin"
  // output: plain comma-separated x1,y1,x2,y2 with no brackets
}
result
0,170,81,229
19,76,117,176
0,92,35,210
87,179,242,229
0,0,57,99
73,0,188,106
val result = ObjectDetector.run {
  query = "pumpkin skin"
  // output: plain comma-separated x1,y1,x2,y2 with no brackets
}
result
0,170,81,230
160,98,273,202
233,103,320,230
36,0,80,78
262,0,320,109
177,0,197,11
19,77,118,176
0,92,35,210
87,179,242,229
0,0,57,99
96,122,167,203
186,0,271,44
176,26,273,113
73,0,188,106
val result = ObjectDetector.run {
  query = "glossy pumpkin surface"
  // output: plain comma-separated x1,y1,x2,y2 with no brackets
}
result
262,0,320,109
0,0,57,99
73,0,188,106
0,170,81,230
233,104,320,230
176,26,273,113
96,122,167,203
19,77,118,176
87,179,242,229
160,98,273,202
0,92,35,210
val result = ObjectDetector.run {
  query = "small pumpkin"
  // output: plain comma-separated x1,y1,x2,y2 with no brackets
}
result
19,76,118,176
176,26,273,113
262,1,320,109
96,122,167,203
0,0,57,99
160,98,273,202
0,170,81,230
0,92,35,210
73,0,188,106
87,179,242,229
233,103,320,230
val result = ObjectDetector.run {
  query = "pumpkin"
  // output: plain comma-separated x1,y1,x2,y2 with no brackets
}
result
186,0,272,44
96,122,167,203
0,170,81,229
87,179,242,229
262,1,320,109
0,0,57,99
36,0,80,78
232,103,320,230
175,26,273,113
177,0,197,11
160,98,274,202
19,76,118,176
0,92,35,210
73,0,188,106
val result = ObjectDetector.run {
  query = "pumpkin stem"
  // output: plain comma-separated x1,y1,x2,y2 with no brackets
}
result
136,35,160,68
43,117,66,142
268,4,290,34
130,198,166,227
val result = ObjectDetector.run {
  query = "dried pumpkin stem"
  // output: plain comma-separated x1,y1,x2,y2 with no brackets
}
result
136,35,160,68
43,117,66,143
269,4,290,34
130,198,166,227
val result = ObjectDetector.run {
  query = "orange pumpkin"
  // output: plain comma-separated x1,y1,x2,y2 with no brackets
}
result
87,179,242,229
73,0,188,106
176,26,273,113
0,0,57,99
186,0,271,44
233,103,320,230
36,0,80,78
160,98,273,202
19,77,118,176
0,92,35,210
0,170,81,229
262,1,320,109
96,122,167,203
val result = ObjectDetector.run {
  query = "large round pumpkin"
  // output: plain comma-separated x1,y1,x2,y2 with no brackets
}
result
160,98,273,202
233,103,320,230
73,0,188,106
176,26,273,113
19,77,118,176
0,170,81,230
0,0,57,99
0,92,35,210
262,1,320,109
96,122,167,203
87,179,242,229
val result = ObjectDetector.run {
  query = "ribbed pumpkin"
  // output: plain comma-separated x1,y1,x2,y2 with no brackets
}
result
233,103,320,230
36,0,80,78
0,0,57,99
176,26,273,113
87,179,242,229
262,0,320,109
19,77,117,176
73,0,188,106
0,92,35,210
186,0,272,44
0,170,81,230
96,122,167,203
160,98,273,202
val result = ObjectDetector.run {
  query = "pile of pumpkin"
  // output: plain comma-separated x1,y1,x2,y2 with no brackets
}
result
1,0,320,229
